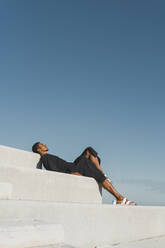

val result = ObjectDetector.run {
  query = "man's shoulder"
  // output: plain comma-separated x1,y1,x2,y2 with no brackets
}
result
43,153,65,161
42,153,57,159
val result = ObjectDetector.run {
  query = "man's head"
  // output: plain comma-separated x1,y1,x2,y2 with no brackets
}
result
32,142,48,155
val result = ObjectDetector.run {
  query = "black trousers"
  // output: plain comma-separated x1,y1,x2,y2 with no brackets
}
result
71,155,106,183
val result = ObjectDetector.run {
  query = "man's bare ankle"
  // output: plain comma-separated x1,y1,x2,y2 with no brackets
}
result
118,196,124,201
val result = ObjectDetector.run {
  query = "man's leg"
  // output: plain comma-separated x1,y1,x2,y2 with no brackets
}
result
74,156,121,199
72,171,130,203
87,154,111,183
75,156,136,204
102,179,136,204
72,172,82,176
88,155,124,200
101,179,124,201
88,154,104,174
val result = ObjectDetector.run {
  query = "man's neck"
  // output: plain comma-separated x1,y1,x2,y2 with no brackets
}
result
40,151,47,156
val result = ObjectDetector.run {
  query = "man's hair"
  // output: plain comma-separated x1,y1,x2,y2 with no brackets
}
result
32,142,40,153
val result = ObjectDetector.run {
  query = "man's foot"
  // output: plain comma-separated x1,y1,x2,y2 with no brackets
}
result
113,198,136,205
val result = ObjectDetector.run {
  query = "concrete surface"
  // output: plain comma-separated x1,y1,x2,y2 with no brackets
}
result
29,235,165,247
99,235,165,248
0,145,102,203
0,182,12,199
0,220,64,248
31,245,75,248
0,200,165,247
30,245,75,248
0,165,102,203
0,145,165,248
0,145,40,169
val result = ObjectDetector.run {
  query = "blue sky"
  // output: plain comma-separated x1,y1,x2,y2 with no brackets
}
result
0,0,165,205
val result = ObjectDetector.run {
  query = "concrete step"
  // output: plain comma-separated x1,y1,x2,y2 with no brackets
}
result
98,235,165,248
0,200,165,247
0,220,64,248
0,145,40,170
0,165,102,203
28,235,165,248
29,245,75,248
0,182,12,199
0,144,102,204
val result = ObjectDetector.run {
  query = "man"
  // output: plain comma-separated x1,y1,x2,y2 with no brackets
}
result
32,142,136,205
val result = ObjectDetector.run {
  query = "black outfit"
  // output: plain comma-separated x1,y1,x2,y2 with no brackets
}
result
37,149,106,183
39,154,76,174
73,155,106,183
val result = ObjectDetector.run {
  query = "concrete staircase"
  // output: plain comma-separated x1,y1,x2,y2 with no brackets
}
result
0,145,102,203
0,145,165,248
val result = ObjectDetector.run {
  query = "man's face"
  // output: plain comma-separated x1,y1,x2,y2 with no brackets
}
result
37,143,48,154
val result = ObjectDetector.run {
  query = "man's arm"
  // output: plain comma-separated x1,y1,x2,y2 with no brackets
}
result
89,154,112,183
36,158,42,169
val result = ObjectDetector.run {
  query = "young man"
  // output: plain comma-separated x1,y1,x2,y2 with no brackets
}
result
32,142,136,205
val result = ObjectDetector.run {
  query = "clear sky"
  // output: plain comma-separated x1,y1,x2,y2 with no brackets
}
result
0,0,165,206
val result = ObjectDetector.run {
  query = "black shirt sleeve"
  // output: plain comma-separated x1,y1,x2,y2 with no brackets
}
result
36,158,42,169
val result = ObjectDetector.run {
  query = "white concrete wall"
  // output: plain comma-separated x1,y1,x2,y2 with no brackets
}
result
0,183,12,199
0,145,102,203
0,145,164,248
0,145,40,169
0,221,64,248
0,165,102,203
0,200,165,248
